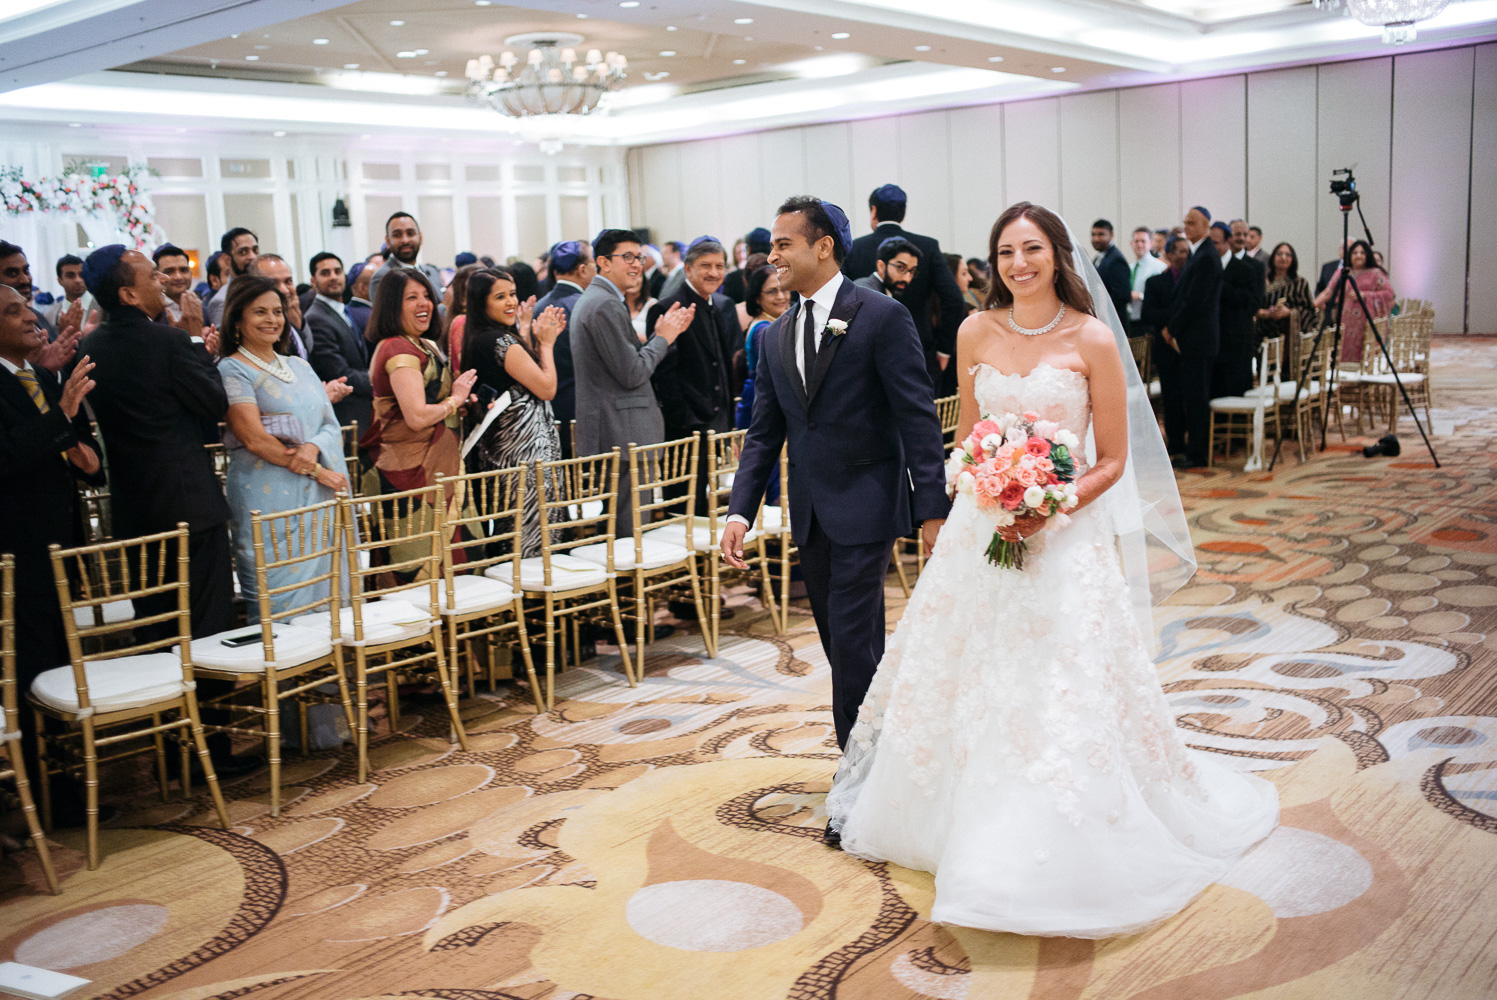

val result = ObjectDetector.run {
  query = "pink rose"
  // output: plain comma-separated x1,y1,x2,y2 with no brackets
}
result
1017,467,1043,489
1022,411,1040,422
994,444,1016,466
1000,482,1026,511
1034,456,1054,473
1025,437,1051,458
971,419,1002,442
973,470,1006,505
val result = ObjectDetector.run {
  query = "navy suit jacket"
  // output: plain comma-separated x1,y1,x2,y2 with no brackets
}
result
728,277,949,547
843,222,965,365
1167,241,1224,359
536,280,585,424
306,295,372,433
1093,244,1132,327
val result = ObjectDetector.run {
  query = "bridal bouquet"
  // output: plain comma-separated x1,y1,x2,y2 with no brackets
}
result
945,411,1080,569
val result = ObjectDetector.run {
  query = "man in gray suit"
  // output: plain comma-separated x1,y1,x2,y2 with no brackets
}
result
571,228,694,537
369,211,446,305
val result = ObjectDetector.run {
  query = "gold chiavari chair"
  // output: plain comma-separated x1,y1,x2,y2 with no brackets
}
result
759,447,797,633
32,525,231,869
1,555,58,893
1284,334,1336,462
525,450,635,711
305,487,467,783
574,437,707,663
1358,313,1431,435
404,466,540,708
187,498,353,817
1208,336,1285,467
341,422,362,496
934,394,961,450
1128,335,1152,390
645,430,778,657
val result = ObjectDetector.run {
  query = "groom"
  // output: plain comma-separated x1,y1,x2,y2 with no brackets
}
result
721,196,949,845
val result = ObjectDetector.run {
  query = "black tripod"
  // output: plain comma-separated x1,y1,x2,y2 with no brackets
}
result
1268,172,1438,470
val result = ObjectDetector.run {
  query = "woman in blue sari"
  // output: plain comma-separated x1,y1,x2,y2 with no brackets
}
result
218,274,349,618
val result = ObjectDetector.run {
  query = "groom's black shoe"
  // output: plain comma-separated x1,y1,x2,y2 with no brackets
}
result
823,822,842,850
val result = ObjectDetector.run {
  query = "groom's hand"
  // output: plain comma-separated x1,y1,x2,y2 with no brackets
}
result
720,521,749,569
921,518,945,557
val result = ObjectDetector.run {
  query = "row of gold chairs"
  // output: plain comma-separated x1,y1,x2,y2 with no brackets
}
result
888,394,960,596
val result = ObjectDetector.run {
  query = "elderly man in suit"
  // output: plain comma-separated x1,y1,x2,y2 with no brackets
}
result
571,229,694,538
842,184,963,396
0,284,105,822
305,251,372,436
534,240,595,457
1160,207,1224,469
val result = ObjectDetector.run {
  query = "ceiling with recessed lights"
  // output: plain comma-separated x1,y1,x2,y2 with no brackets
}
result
0,0,1494,145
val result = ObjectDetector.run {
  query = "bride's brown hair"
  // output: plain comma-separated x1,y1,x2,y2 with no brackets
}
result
983,201,1095,317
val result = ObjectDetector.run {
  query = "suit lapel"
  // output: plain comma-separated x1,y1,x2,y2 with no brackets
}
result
780,297,808,411
806,280,863,407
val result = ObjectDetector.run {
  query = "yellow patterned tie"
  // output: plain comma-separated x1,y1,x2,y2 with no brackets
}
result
13,367,50,414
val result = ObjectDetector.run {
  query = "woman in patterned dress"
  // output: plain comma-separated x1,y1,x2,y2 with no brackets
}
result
461,267,567,556
1312,239,1395,362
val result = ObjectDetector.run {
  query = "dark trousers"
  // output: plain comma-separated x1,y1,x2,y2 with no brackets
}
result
1154,336,1185,455
1211,350,1253,399
1178,354,1215,467
797,514,895,750
135,523,236,641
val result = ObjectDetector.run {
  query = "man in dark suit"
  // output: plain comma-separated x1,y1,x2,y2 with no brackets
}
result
1214,220,1268,397
306,251,372,435
842,184,963,396
722,197,948,845
0,241,60,344
1089,219,1133,330
648,236,738,522
854,237,922,301
345,261,374,333
1315,238,1352,298
534,240,595,457
1161,207,1223,469
0,284,105,819
1142,236,1188,456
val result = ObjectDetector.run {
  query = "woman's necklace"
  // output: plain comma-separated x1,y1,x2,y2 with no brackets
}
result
237,347,295,383
1008,304,1066,337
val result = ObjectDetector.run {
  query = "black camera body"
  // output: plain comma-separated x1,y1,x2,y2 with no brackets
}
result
1330,168,1358,209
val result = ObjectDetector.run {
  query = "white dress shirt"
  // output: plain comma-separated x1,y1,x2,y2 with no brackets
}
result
0,355,32,376
1128,254,1167,322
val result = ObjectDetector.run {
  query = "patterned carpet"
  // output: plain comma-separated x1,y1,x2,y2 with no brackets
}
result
2,337,1494,1000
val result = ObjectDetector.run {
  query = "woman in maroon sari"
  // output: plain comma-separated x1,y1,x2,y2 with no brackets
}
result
361,269,477,493
1313,239,1394,362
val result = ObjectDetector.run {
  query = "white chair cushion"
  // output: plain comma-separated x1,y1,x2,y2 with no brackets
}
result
71,599,134,629
389,574,516,615
1148,379,1162,399
31,653,190,715
1210,396,1274,413
646,518,757,554
183,623,334,672
292,600,433,647
760,505,788,534
1358,372,1426,386
518,554,609,593
572,537,691,572
1243,382,1300,401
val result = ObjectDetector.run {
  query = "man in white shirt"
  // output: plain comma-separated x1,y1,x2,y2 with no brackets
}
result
153,244,205,341
43,254,92,331
1127,226,1167,328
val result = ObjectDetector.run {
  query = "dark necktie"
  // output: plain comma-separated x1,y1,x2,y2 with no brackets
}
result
802,299,817,392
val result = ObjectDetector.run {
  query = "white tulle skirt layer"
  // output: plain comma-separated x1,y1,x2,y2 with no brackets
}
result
825,495,1279,939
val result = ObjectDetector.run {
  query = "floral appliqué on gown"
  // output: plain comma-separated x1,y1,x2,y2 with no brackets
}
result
825,362,1279,939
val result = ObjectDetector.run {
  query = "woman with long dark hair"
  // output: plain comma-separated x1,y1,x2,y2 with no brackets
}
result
1313,239,1395,361
735,263,789,430
1255,241,1315,343
462,267,566,555
360,268,476,495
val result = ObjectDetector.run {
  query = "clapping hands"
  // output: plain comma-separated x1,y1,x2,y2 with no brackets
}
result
324,377,353,404
654,302,696,344
33,320,83,373
531,305,566,347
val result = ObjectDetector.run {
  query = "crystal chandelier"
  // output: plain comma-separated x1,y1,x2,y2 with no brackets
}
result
464,32,626,117
1345,0,1450,43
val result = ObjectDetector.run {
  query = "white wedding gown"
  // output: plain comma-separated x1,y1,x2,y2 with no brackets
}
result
825,362,1279,939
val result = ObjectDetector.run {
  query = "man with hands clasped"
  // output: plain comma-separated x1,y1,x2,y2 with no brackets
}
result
721,197,949,847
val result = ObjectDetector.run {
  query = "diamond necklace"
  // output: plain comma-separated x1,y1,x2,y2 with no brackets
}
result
1007,304,1066,337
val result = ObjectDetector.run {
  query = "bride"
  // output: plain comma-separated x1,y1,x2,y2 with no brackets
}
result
824,202,1279,939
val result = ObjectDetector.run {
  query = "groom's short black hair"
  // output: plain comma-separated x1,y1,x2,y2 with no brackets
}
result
776,195,846,264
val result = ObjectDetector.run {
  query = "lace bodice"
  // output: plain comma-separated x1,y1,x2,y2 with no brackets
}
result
973,362,1091,440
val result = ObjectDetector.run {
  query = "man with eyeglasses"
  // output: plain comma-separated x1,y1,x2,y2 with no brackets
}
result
571,229,695,538
855,237,922,301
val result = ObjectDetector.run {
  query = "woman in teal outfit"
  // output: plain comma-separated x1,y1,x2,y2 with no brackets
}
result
218,274,350,618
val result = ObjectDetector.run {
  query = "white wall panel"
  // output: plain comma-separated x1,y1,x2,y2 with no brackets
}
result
897,110,955,248
1247,66,1318,268
947,104,1006,258
1002,98,1061,210
1469,44,1497,334
713,132,764,244
636,143,682,242
1317,57,1392,275
759,128,808,217
848,115,899,218
1390,46,1474,333
1118,83,1182,233
1059,90,1119,230
1180,75,1247,225
675,140,723,244
801,121,854,221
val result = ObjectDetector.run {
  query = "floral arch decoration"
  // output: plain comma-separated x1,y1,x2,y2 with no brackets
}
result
1,165,158,249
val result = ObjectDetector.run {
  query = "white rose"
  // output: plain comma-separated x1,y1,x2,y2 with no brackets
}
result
1005,427,1026,447
980,433,1002,453
1023,485,1045,508
1056,429,1080,451
956,470,975,494
1063,493,1080,509
1034,419,1059,439
945,452,966,477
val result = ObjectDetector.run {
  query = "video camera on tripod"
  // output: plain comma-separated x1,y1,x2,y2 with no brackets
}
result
1329,167,1359,209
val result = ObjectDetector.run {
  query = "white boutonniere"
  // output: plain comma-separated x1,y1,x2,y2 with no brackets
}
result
826,319,848,336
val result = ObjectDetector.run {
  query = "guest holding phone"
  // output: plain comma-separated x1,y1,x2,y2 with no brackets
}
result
461,267,566,555
219,274,350,616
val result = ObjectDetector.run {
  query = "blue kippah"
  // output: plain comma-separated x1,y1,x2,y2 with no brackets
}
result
688,235,721,251
873,183,907,204
746,226,771,246
347,261,367,284
821,201,854,255
878,236,910,253
455,251,478,268
1210,220,1231,236
82,244,128,296
549,240,583,273
1192,205,1212,222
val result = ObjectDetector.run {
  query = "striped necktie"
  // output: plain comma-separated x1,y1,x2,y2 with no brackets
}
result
13,367,50,414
